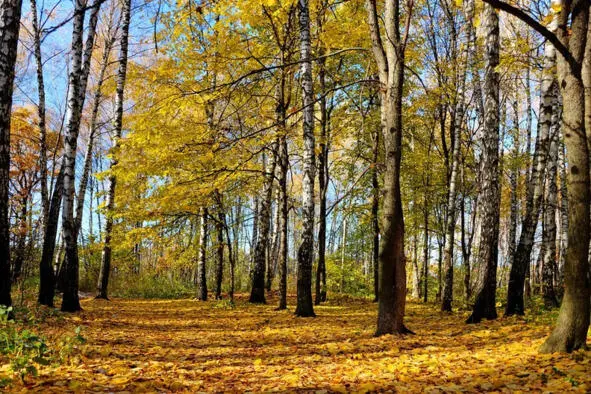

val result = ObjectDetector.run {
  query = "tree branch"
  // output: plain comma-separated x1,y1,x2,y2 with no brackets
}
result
481,0,580,77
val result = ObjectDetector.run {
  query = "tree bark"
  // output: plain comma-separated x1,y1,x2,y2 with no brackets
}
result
541,87,561,309
11,196,28,283
61,0,102,312
196,208,208,301
250,144,277,304
460,162,476,304
223,211,235,302
266,194,279,292
30,0,49,229
540,0,590,353
295,0,315,317
315,37,329,305
466,3,500,324
38,165,64,306
215,193,224,300
506,85,519,297
0,0,22,308
277,135,289,310
366,0,412,335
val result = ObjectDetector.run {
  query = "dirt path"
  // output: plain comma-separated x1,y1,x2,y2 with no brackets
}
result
12,296,591,392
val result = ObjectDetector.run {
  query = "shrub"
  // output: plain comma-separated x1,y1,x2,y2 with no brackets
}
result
0,306,50,383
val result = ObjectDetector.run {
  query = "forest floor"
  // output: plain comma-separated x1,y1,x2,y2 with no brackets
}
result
3,294,591,392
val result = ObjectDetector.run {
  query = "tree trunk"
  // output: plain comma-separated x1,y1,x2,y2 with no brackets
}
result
215,194,224,300
11,196,28,283
250,144,277,304
295,0,315,317
277,135,289,310
366,0,411,335
460,162,476,304
506,86,519,297
540,0,590,353
196,208,208,301
250,197,259,274
38,165,64,306
223,212,235,302
466,3,500,324
0,0,22,308
61,0,102,312
436,234,443,302
541,89,561,309
97,0,131,300
315,43,329,305
266,194,279,292
31,0,49,229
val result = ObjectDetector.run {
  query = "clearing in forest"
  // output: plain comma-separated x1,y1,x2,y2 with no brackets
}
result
7,296,591,392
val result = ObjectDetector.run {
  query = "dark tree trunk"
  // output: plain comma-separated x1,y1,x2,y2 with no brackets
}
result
277,135,289,310
0,0,23,308
11,196,28,283
225,223,235,303
250,144,277,304
38,165,64,306
215,195,224,300
197,208,208,301
315,40,328,305
366,0,411,335
31,0,49,229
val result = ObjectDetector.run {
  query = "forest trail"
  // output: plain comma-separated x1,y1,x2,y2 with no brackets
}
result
12,296,591,392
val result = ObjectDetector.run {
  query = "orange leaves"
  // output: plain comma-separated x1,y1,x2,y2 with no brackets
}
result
4,296,591,392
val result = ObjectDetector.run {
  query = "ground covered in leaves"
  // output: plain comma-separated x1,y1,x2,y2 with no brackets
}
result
3,295,591,392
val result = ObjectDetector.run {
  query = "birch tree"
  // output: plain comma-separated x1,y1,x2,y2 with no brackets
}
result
0,0,23,308
541,88,560,309
61,0,103,312
197,208,208,301
295,0,315,317
466,2,500,324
